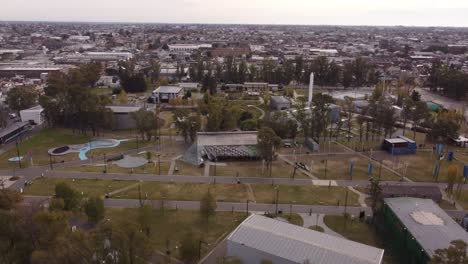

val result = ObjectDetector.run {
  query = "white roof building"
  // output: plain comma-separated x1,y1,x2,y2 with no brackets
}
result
225,214,384,264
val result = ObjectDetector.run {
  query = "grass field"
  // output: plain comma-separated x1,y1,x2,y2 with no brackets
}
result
25,177,361,206
173,160,204,176
58,161,172,175
114,182,250,202
0,128,91,169
295,155,400,181
252,185,360,206
213,160,308,178
105,208,246,260
323,215,399,264
400,151,465,182
454,189,468,210
24,177,135,197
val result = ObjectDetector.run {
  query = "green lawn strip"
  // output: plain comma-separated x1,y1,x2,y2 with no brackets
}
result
402,151,464,182
114,182,250,202
304,156,399,181
105,208,246,260
24,177,136,197
58,162,171,175
323,215,399,264
173,160,204,176
309,225,325,232
0,128,91,169
214,160,307,178
252,185,360,206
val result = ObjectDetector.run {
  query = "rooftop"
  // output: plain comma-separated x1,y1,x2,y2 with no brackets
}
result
384,197,468,257
105,105,142,113
153,86,183,94
197,131,257,146
228,214,384,264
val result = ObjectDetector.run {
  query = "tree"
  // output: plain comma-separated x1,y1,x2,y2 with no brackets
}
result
174,109,201,142
344,98,354,142
48,197,65,211
411,90,421,101
446,165,458,195
0,189,22,210
257,127,281,175
80,63,102,87
117,89,128,104
200,191,216,220
6,86,38,113
367,177,382,216
54,182,81,211
430,240,468,264
411,101,431,139
180,231,199,263
138,204,153,237
131,109,158,141
428,112,460,142
84,197,105,223
401,97,414,136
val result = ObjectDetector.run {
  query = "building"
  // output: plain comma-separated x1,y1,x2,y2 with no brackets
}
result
270,96,291,110
168,44,211,52
178,82,199,91
382,136,417,155
151,86,184,103
54,52,133,64
0,65,72,78
212,214,384,264
19,105,44,125
380,197,468,264
97,75,120,88
105,106,142,130
183,131,259,165
381,185,442,203
0,122,31,144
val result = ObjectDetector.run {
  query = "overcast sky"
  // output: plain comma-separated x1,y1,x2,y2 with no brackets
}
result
2,0,468,27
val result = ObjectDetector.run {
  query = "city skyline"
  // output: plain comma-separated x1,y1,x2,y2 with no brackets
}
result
2,0,468,27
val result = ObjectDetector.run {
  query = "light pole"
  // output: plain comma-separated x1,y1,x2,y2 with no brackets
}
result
246,199,252,216
158,154,161,175
49,153,53,170
15,139,21,168
275,186,280,215
104,153,107,173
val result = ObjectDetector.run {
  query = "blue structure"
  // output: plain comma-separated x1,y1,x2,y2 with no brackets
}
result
382,136,417,155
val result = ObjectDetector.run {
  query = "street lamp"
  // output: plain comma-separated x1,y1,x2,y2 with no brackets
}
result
246,199,252,216
15,139,21,168
158,154,161,175
275,186,280,215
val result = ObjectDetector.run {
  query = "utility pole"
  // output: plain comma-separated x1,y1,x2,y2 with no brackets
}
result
49,153,53,170
15,139,21,168
275,186,280,215
158,154,161,175
104,153,107,173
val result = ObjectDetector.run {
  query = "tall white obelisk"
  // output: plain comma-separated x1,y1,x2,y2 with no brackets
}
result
308,72,314,107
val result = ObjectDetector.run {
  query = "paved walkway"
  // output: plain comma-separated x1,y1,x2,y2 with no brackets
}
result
168,155,182,175
348,186,369,207
299,213,344,238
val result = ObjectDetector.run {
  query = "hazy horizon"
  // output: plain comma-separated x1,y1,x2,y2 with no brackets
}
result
2,0,468,27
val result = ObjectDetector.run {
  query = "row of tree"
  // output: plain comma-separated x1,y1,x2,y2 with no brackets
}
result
189,56,379,88
427,61,468,99
40,64,112,135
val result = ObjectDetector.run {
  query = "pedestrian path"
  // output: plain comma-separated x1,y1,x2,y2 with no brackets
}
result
298,213,344,238
348,186,369,207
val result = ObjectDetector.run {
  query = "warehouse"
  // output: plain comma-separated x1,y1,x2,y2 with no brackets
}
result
380,197,468,264
220,214,384,264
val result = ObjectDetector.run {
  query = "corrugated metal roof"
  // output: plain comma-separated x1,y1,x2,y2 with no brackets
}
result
153,86,183,94
227,215,384,264
385,197,468,257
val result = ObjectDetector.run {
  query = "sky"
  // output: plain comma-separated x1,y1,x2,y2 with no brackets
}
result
2,0,468,27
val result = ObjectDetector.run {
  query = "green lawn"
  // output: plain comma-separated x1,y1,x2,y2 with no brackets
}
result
0,128,91,169
114,182,250,202
309,225,325,232
59,161,171,175
252,185,360,206
24,177,135,197
401,152,465,182
214,160,308,178
173,160,204,176
105,208,246,260
324,215,399,264
297,156,400,181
